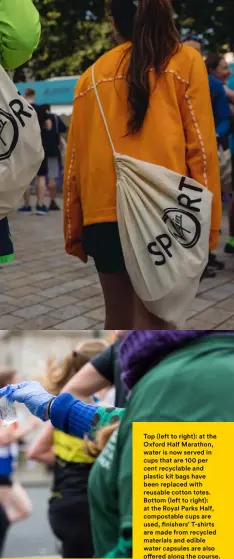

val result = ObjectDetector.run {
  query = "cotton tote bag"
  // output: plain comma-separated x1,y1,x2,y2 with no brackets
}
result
92,65,212,326
0,66,44,219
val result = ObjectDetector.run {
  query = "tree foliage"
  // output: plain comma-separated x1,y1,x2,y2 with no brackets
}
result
14,0,234,82
174,0,234,51
15,0,112,81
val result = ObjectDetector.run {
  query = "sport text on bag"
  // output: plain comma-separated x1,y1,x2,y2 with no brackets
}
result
92,64,212,327
0,67,44,219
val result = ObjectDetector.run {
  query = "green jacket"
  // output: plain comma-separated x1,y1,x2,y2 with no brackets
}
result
0,0,40,70
88,334,234,558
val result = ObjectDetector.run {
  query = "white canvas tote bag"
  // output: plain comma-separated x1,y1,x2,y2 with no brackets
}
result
92,64,212,326
0,67,44,219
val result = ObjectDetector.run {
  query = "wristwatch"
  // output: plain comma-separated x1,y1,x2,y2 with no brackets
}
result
46,398,55,420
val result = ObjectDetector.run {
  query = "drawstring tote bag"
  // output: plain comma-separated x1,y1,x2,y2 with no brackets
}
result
0,66,44,219
92,64,212,326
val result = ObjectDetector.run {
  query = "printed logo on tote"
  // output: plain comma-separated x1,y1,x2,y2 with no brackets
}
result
162,208,201,248
0,98,33,161
148,177,203,266
0,110,19,160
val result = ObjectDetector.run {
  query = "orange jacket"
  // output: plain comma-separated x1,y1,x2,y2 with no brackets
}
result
64,43,221,262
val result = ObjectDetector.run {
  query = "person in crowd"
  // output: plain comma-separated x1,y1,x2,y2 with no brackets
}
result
23,87,37,108
19,99,67,214
64,0,221,330
0,367,41,556
0,0,40,263
228,71,234,219
183,38,229,276
1,330,234,558
19,92,50,216
183,31,202,53
27,340,107,559
62,330,127,408
228,68,234,108
205,53,234,255
42,105,68,211
183,45,231,147
205,54,232,141
220,62,234,107
218,63,234,255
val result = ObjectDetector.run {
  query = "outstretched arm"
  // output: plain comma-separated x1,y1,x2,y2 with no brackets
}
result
0,382,125,440
61,361,111,399
50,393,125,439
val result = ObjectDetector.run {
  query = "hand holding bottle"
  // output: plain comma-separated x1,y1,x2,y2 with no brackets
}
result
0,382,54,421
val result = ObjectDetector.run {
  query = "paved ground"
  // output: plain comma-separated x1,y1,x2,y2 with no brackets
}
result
1,197,234,330
1,197,105,330
4,487,57,558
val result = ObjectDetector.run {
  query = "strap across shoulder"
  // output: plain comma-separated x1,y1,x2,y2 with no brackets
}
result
91,64,116,157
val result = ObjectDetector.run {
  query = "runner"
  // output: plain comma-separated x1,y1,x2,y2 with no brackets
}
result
27,340,107,558
0,367,40,555
62,331,127,408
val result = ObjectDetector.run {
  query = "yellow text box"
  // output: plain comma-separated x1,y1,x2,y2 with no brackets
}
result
133,422,234,559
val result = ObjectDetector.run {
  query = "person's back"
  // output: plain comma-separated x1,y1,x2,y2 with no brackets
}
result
50,428,95,557
52,429,94,494
208,74,231,139
64,0,221,330
69,44,218,228
228,73,234,155
43,112,67,159
34,105,50,144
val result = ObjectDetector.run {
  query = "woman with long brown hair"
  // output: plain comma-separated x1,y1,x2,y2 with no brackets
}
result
64,0,221,330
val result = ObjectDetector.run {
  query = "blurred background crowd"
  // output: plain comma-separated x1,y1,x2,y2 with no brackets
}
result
0,330,115,557
14,1,234,280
